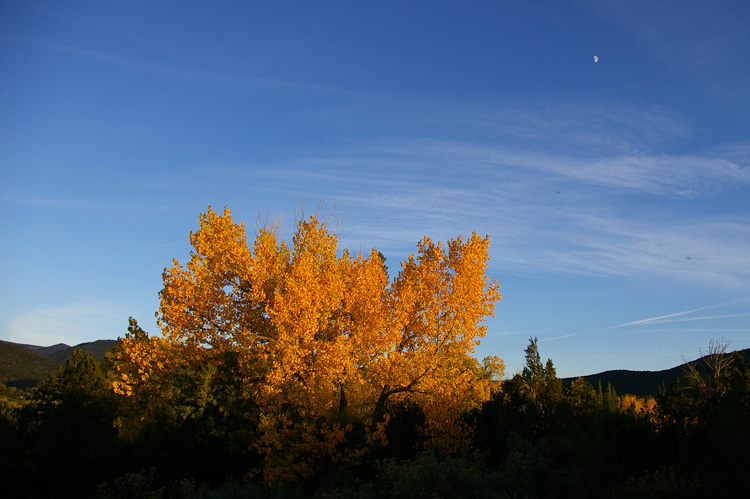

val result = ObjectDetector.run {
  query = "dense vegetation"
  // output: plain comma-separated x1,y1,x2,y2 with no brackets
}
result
2,209,747,497
2,338,748,498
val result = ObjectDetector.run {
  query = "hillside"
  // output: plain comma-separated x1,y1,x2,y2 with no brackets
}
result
563,348,750,396
24,343,71,356
49,339,119,364
0,339,120,393
0,340,61,390
562,366,687,397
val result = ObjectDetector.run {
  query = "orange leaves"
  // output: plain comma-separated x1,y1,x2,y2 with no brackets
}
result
121,206,502,482
379,233,501,445
108,318,181,438
621,393,658,417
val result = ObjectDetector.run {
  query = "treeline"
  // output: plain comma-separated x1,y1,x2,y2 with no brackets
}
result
1,337,748,498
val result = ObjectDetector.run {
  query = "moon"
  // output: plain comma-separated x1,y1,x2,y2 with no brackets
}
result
593,55,599,63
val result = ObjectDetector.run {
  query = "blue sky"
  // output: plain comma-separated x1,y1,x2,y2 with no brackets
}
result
2,0,749,378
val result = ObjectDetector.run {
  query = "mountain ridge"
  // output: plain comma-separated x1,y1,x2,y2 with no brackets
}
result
22,343,71,356
49,339,118,364
3,339,749,397
561,348,750,396
0,339,118,391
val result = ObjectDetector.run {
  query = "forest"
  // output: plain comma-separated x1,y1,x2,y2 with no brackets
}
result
2,207,749,498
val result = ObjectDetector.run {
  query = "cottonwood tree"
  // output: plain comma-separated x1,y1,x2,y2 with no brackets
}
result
111,207,503,482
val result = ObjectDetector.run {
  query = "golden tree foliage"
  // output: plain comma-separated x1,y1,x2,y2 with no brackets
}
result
112,206,503,482
620,393,658,417
108,318,182,438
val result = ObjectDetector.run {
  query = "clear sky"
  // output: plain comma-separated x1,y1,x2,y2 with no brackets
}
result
2,0,749,378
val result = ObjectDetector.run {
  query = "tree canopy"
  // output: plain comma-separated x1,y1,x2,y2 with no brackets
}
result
111,206,503,482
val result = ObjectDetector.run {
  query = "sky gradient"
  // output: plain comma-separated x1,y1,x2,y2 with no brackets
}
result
2,1,749,378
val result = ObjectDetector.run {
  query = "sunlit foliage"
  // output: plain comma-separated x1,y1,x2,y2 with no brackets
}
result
111,206,502,482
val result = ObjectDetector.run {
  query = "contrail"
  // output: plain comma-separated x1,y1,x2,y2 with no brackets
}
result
606,299,748,329
542,332,580,342
630,312,750,326
619,328,750,334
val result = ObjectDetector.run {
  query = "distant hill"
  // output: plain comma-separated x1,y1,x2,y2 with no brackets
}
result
49,340,119,364
562,348,750,397
0,340,61,390
24,343,71,357
0,339,119,392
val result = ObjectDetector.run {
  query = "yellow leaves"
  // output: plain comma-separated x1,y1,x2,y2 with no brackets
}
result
621,393,658,418
120,206,503,482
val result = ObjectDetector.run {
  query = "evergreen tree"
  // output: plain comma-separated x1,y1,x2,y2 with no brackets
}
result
542,358,563,407
522,336,544,399
19,348,120,496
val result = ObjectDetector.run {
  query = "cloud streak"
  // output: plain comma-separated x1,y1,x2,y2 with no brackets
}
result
1,32,375,99
7,301,132,346
254,108,750,286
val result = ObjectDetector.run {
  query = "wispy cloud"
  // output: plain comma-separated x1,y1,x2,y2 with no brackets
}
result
1,33,367,97
2,194,188,221
452,103,694,156
6,300,131,346
257,118,750,285
381,138,750,199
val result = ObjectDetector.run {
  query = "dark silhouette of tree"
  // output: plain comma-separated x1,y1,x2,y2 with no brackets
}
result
684,338,734,403
522,336,544,394
19,349,121,496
